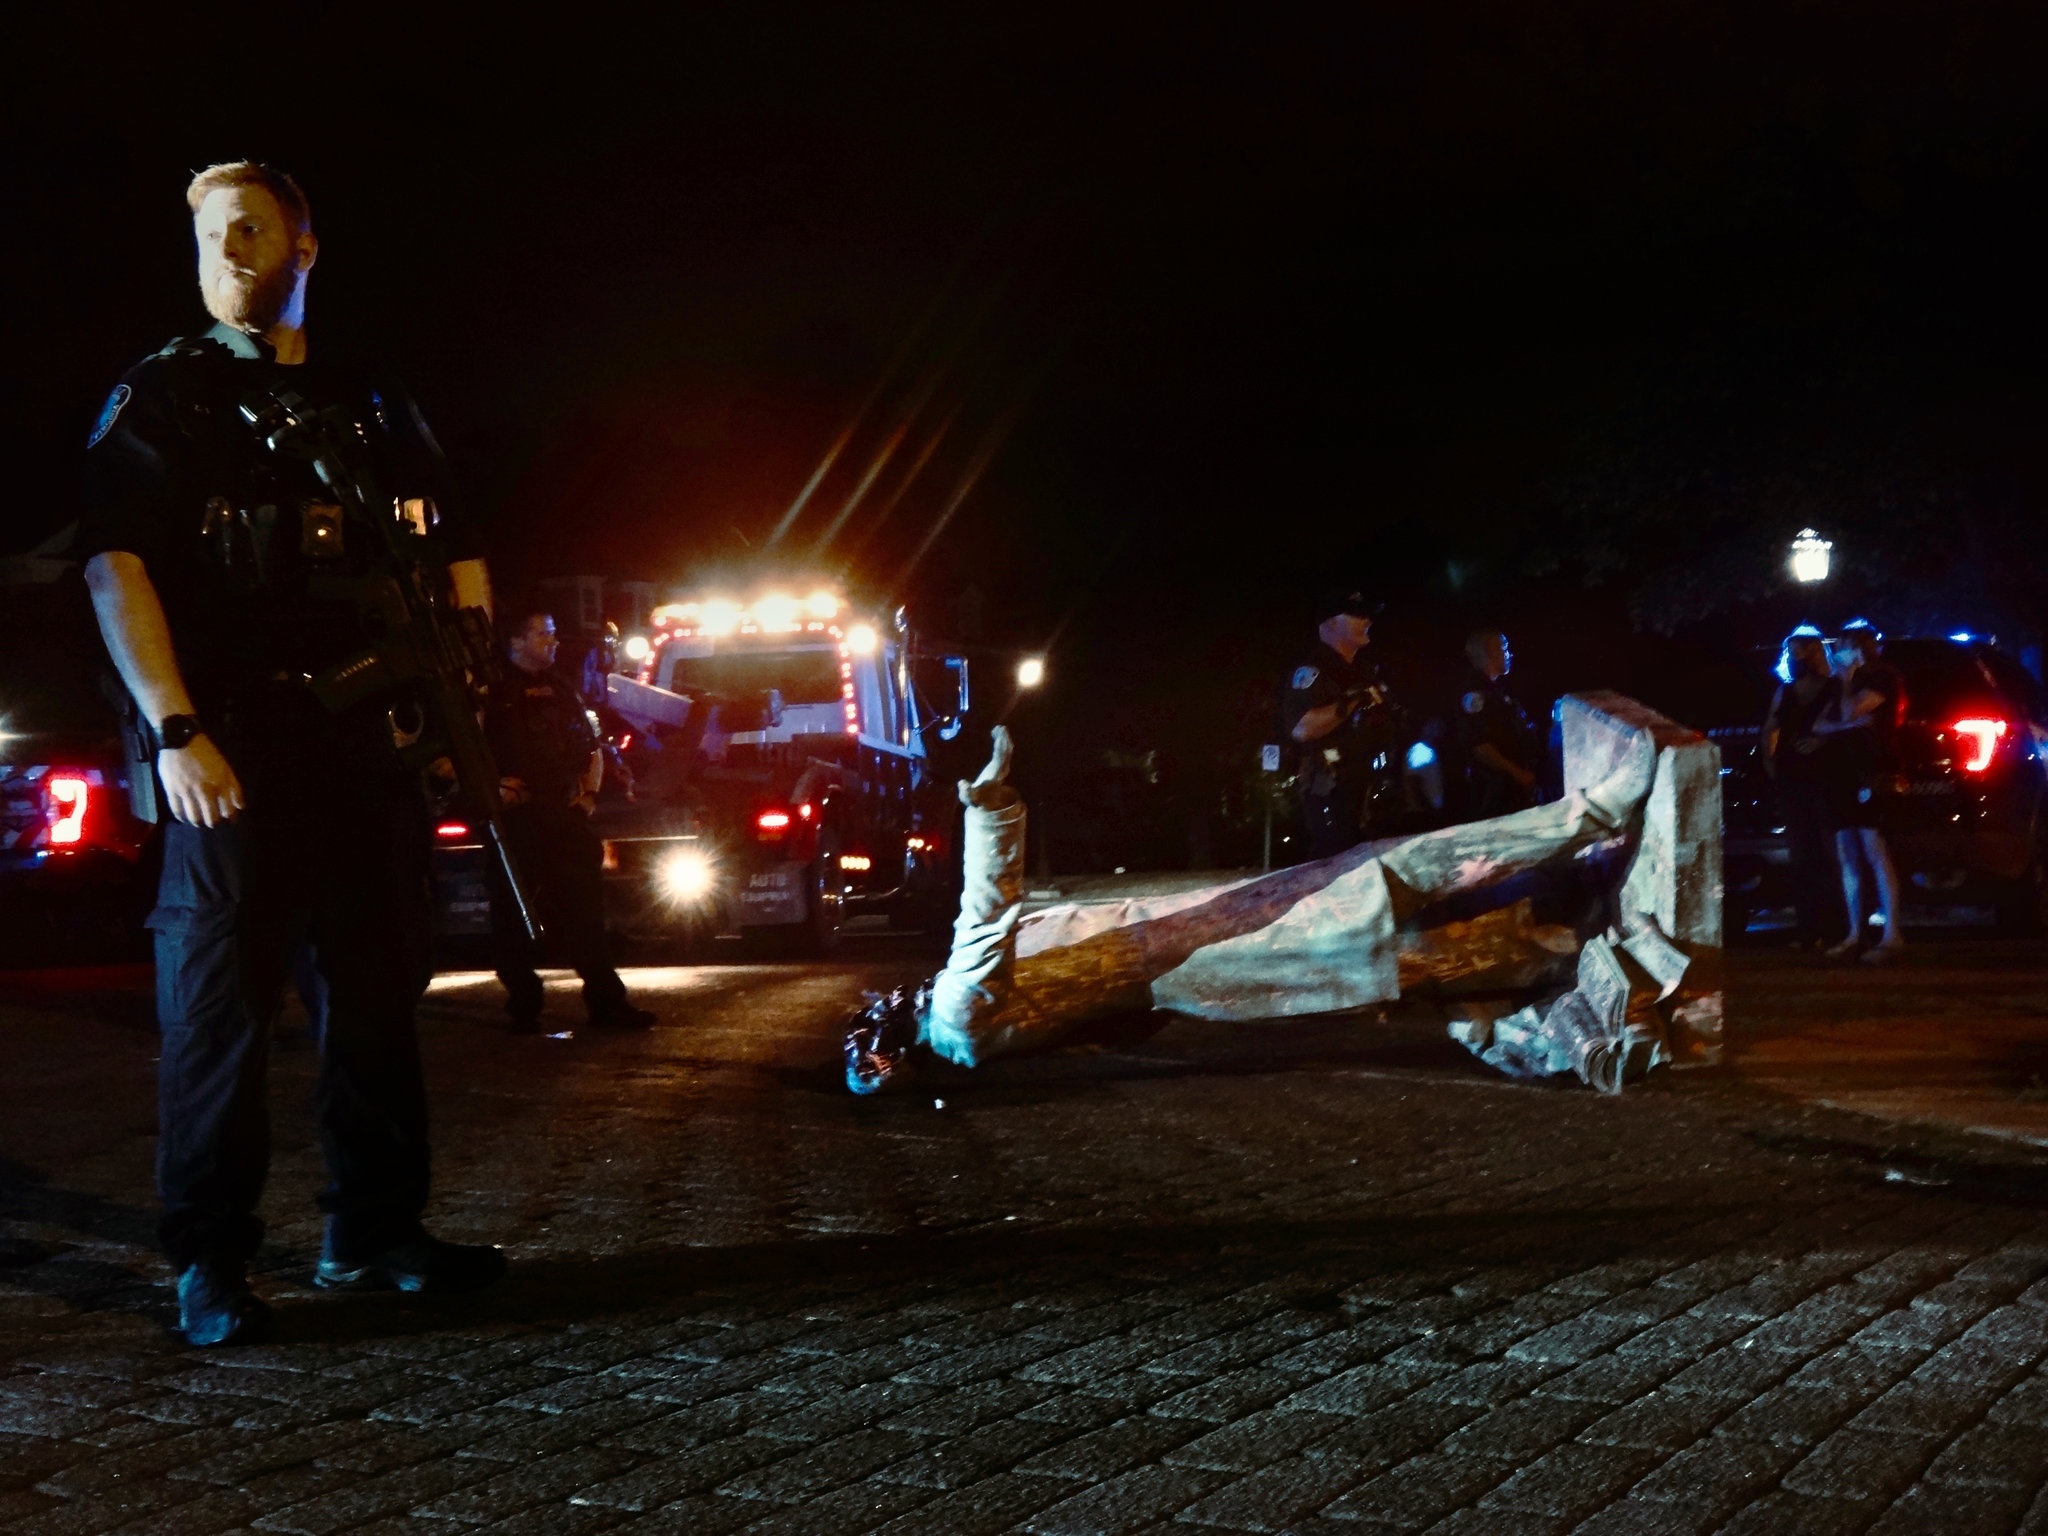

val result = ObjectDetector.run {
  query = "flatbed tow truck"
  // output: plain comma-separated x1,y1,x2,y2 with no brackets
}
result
433,589,969,956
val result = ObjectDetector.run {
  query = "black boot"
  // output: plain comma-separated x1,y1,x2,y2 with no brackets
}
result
315,1224,508,1294
176,1259,270,1347
588,1000,656,1030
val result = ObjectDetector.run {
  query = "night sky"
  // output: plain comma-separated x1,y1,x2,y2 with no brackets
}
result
8,4,2046,841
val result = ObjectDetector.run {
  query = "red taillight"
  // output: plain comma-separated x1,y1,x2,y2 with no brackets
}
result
1953,718,2008,773
797,803,814,821
756,810,792,832
435,821,472,840
45,775,89,845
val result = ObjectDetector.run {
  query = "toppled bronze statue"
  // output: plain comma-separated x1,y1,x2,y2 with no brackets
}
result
847,719,1700,1098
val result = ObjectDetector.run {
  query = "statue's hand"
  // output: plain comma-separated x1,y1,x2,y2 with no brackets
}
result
959,725,1016,808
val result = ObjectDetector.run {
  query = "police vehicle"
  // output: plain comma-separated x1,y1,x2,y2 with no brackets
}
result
433,590,967,956
1719,633,2048,936
0,592,157,963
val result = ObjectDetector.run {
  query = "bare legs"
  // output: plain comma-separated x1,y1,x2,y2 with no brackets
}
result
1830,826,1905,960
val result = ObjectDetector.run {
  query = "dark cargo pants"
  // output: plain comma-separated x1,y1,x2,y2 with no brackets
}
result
486,803,626,1023
149,766,432,1269
1303,789,1363,862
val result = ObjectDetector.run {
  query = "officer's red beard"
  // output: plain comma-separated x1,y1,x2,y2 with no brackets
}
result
203,259,299,333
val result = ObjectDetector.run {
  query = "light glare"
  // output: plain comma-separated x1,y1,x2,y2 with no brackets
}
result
46,775,89,845
754,594,800,630
658,846,717,902
1016,656,1047,689
1789,528,1832,584
1953,718,2007,773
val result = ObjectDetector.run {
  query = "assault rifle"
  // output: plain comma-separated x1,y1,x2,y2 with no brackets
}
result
238,385,542,942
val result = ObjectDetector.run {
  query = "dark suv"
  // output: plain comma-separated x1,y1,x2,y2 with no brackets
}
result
1722,635,2048,935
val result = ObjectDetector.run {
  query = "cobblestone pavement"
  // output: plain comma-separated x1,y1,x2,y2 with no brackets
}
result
8,938,2048,1534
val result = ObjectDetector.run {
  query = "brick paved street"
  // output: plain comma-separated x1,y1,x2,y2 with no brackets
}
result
8,935,2048,1534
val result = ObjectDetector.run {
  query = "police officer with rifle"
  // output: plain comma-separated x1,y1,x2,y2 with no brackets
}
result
81,162,516,1347
1286,588,1404,859
485,605,654,1035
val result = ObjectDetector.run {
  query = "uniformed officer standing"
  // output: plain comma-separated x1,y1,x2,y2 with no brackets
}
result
79,163,506,1347
485,607,654,1034
1286,589,1393,859
1457,629,1543,819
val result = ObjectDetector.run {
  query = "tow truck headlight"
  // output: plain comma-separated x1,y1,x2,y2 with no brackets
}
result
658,846,717,903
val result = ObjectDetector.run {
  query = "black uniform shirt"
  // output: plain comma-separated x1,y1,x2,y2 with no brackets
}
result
486,665,600,807
1286,642,1373,786
78,323,475,715
1456,670,1541,778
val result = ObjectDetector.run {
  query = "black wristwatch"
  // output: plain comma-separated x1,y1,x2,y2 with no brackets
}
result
153,714,205,752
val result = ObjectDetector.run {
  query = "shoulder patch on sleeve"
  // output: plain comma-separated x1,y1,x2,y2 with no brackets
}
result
1291,666,1319,690
86,384,131,449
1462,691,1486,714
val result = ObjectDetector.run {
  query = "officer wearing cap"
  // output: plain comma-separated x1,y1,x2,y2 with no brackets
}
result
1286,588,1393,859
79,162,508,1347
1456,630,1543,818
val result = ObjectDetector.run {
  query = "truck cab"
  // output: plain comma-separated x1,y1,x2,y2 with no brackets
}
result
598,590,967,953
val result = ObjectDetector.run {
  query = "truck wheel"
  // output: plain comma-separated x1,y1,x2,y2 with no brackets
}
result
793,844,847,958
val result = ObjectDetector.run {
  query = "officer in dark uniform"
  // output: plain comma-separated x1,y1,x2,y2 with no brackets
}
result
485,606,654,1034
79,162,506,1347
1456,629,1543,819
1286,588,1394,859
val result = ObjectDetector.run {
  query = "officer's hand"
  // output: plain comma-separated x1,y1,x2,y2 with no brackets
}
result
499,776,529,807
160,735,245,828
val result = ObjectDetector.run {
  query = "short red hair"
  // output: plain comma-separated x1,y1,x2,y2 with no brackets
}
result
185,161,312,239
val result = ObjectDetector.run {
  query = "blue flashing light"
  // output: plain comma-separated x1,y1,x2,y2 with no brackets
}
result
1406,740,1437,771
1951,631,1975,643
1774,652,1793,684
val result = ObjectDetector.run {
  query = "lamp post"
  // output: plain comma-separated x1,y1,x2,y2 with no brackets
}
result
1790,528,1833,585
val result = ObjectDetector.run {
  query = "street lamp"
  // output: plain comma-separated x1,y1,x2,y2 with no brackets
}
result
1015,656,1047,689
1789,528,1832,584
